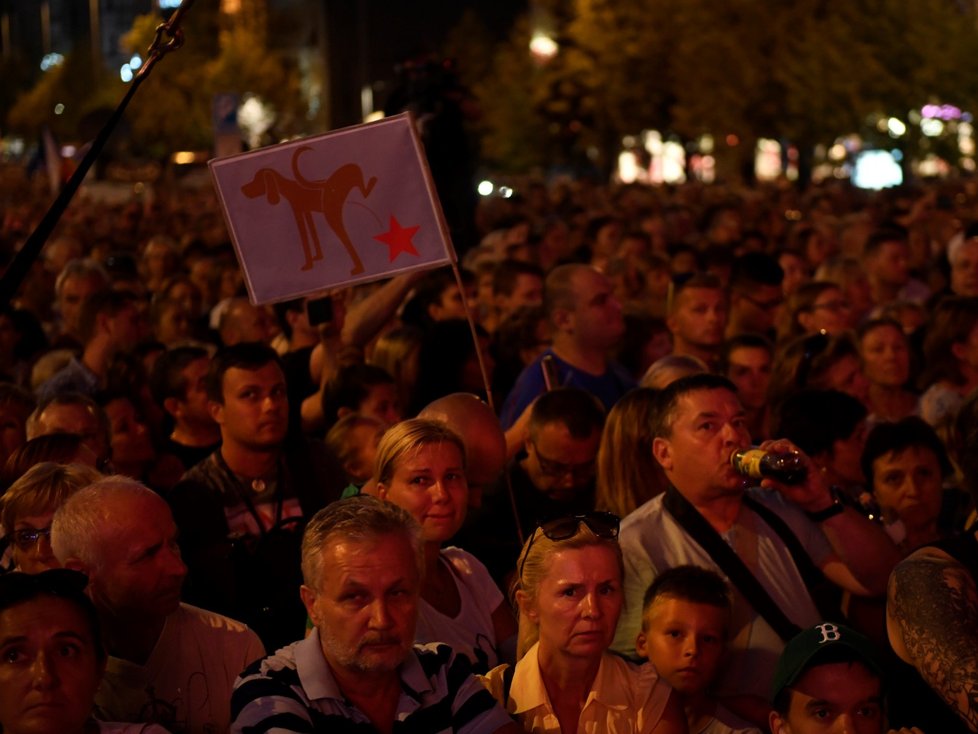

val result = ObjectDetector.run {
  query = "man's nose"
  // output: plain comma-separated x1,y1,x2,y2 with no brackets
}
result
832,712,856,734
369,599,393,629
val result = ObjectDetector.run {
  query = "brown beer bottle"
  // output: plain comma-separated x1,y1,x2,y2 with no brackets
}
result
730,448,807,485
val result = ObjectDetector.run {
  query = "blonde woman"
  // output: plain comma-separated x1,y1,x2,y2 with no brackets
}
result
0,462,102,573
596,388,667,518
484,514,686,734
376,418,517,672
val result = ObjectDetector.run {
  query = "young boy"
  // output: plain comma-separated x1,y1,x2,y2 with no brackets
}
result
636,565,761,734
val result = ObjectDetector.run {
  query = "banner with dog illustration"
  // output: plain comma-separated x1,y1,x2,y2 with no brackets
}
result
209,113,454,304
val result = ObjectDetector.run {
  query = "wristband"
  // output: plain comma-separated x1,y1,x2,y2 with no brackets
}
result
805,487,846,522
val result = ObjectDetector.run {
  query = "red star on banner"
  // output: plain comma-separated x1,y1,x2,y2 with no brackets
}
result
373,216,421,262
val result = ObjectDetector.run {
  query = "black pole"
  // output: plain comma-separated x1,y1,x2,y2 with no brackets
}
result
0,0,195,307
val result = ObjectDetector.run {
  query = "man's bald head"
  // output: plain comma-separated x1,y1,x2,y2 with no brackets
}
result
420,393,506,504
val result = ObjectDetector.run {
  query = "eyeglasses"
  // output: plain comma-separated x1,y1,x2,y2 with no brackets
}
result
795,330,830,389
12,526,51,551
530,443,597,483
518,511,620,582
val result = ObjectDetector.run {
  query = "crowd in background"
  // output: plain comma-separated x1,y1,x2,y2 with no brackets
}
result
1,165,977,734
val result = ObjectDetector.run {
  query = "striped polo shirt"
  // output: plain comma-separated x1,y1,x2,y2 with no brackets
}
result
230,628,513,733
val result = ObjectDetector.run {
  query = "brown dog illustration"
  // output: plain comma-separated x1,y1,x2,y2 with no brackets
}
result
240,146,376,274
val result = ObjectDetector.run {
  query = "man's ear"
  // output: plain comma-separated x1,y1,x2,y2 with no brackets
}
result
336,406,354,420
769,710,786,734
652,437,673,471
552,306,572,333
163,396,182,420
951,340,967,362
208,400,224,425
796,310,816,333
300,585,319,626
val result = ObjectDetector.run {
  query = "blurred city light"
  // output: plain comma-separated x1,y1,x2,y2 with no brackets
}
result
40,53,64,71
498,186,514,198
477,180,494,196
130,54,143,70
921,118,944,137
529,32,558,61
120,63,133,82
887,117,906,137
853,150,902,189
53,103,65,115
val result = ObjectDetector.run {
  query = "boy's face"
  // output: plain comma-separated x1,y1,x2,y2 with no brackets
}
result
636,596,728,695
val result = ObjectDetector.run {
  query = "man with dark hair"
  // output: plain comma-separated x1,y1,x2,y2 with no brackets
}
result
668,273,729,371
726,253,785,341
38,290,143,401
768,623,897,734
721,334,774,441
614,373,899,725
863,228,929,307
321,363,401,431
150,345,221,469
168,342,346,649
230,496,518,734
485,259,543,333
948,223,978,297
500,264,632,429
479,387,606,584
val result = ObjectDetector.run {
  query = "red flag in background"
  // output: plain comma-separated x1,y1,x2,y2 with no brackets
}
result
208,113,454,305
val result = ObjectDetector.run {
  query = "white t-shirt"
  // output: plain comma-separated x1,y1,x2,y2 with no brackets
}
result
415,546,505,673
95,603,265,734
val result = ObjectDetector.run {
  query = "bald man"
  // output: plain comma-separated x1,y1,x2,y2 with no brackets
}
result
419,392,507,508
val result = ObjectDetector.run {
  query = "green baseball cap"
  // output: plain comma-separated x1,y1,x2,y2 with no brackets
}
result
771,622,883,702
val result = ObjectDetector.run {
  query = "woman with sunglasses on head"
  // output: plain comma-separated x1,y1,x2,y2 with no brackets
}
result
483,513,686,734
1,462,102,574
376,418,517,672
0,568,170,734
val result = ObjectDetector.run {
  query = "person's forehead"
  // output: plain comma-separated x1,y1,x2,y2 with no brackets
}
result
875,444,939,469
571,268,610,296
535,420,599,448
678,287,724,308
728,346,771,367
676,387,740,415
42,403,96,428
222,363,284,390
647,596,728,627
321,533,418,585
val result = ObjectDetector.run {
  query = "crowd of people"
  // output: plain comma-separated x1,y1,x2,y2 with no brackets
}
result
0,166,977,734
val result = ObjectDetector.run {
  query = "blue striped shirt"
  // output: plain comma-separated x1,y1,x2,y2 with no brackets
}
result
230,629,513,733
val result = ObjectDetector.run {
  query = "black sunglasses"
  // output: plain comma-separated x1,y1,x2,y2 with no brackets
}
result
518,511,620,582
